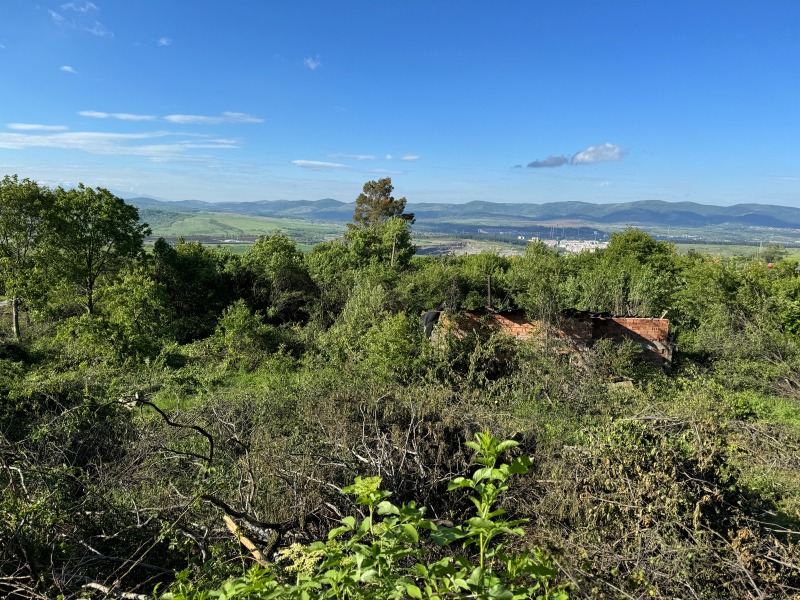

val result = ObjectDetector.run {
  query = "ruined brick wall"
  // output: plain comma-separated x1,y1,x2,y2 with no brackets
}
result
590,317,672,363
592,317,670,344
434,310,673,365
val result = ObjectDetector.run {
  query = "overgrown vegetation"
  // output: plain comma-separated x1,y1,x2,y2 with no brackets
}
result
1,175,799,598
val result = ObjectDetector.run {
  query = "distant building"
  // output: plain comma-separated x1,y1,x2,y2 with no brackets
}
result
558,240,608,253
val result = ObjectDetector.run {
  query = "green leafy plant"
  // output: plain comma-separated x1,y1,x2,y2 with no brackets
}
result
161,433,567,599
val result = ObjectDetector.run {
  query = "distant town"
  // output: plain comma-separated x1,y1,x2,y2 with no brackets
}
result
518,236,609,253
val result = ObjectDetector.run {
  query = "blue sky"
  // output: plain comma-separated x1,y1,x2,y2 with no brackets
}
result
1,1,799,206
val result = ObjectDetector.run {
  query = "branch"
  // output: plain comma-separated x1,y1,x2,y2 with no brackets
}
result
121,395,213,467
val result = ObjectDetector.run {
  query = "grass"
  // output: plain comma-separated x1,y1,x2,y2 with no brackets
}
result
674,242,800,259
144,210,800,261
148,211,345,244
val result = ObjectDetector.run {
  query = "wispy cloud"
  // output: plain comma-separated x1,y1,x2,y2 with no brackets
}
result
79,110,155,121
304,55,322,70
401,154,420,161
526,143,625,169
50,2,112,38
291,160,348,171
164,112,264,125
61,1,98,12
84,20,112,37
571,143,624,165
7,123,69,132
385,154,393,160
328,153,376,161
0,129,239,161
157,37,172,47
527,155,569,169
60,65,78,74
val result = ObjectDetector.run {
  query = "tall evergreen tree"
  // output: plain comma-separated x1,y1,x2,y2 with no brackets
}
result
350,177,414,228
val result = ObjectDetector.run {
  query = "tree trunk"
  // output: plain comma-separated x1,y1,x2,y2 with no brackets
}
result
11,296,20,339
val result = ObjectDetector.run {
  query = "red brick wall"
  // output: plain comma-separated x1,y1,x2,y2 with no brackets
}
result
593,317,670,344
437,310,672,363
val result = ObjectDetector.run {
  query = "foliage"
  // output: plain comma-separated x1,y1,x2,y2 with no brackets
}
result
162,433,567,600
49,183,151,314
1,177,799,600
0,175,54,337
152,238,239,342
241,233,317,322
351,177,415,228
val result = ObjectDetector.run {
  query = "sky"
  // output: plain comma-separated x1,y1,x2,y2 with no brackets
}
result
1,1,800,206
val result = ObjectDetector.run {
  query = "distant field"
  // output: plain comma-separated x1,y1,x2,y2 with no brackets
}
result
673,242,800,259
143,210,800,261
146,211,345,245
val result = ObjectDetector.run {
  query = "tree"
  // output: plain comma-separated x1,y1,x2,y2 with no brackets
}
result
0,175,54,338
241,232,317,322
346,217,415,271
50,184,150,314
350,177,414,228
151,238,237,342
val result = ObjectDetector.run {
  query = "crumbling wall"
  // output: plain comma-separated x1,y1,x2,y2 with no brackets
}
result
428,309,673,365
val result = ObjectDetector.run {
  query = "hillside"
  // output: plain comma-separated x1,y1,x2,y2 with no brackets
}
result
128,197,800,243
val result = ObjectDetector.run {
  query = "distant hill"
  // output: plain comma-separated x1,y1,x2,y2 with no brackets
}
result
127,197,800,242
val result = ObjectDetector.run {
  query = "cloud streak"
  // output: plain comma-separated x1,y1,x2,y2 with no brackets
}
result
61,65,78,74
292,160,348,171
78,110,155,121
7,123,69,132
328,153,376,161
79,110,156,121
526,143,625,169
164,112,263,124
0,129,240,161
157,37,172,46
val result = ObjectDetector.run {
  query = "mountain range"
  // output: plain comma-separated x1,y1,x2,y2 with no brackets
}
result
126,197,800,241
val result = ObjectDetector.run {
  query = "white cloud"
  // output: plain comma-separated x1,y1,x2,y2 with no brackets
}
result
291,160,348,171
0,129,239,161
164,111,264,125
7,123,69,132
571,143,624,165
304,55,321,70
51,3,111,38
79,110,155,121
598,181,612,188
84,20,112,37
61,2,98,12
60,65,78,74
385,154,393,160
328,153,376,161
157,37,172,47
401,154,420,161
